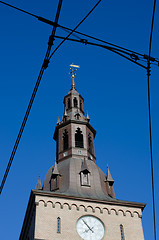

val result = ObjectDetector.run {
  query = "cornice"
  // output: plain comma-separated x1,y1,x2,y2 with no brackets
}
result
32,190,146,210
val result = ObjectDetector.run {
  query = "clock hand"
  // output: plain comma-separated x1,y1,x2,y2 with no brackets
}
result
85,226,94,233
82,220,94,233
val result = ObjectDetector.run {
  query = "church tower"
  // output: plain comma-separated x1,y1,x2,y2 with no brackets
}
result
20,67,145,240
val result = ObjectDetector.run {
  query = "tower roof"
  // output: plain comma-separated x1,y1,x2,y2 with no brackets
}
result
43,158,114,201
42,67,114,201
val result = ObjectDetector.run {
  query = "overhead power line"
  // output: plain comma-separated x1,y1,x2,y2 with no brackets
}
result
0,0,102,194
54,35,148,69
146,0,157,240
1,0,159,65
48,0,102,60
0,0,64,194
0,0,153,61
0,2,158,239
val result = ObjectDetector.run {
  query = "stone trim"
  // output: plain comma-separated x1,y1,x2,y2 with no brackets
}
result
36,198,142,218
33,190,146,210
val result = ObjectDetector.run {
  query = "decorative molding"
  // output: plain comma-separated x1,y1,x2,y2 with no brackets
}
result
36,198,142,218
33,190,146,210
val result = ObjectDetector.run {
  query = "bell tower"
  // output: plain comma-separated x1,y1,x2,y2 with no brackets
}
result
54,65,96,163
20,66,145,240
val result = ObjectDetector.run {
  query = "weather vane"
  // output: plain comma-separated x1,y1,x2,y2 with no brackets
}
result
69,63,80,78
69,63,80,90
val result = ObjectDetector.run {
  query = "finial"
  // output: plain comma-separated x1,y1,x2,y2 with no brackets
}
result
69,63,80,90
57,116,60,124
64,108,67,117
106,165,114,183
35,176,42,190
86,112,90,119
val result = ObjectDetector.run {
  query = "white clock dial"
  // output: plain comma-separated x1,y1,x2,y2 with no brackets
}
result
76,215,105,240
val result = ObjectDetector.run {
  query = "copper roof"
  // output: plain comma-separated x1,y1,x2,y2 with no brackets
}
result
43,157,114,201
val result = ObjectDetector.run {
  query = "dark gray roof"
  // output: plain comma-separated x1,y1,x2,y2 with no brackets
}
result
43,157,114,201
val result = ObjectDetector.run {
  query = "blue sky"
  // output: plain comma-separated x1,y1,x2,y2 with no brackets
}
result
0,0,159,239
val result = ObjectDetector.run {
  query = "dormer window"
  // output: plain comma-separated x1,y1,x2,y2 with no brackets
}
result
63,130,68,151
75,128,83,148
50,175,60,191
74,97,78,107
50,163,61,191
80,171,90,186
80,159,90,186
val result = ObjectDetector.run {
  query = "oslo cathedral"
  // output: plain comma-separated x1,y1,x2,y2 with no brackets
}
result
20,66,145,240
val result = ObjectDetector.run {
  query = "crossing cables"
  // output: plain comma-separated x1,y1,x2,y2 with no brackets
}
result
0,0,102,194
0,0,64,194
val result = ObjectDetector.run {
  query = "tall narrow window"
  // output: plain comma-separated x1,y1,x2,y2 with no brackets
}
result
75,128,83,148
120,224,125,240
88,134,92,153
74,97,78,107
57,217,61,233
67,98,71,109
80,100,83,111
63,130,68,151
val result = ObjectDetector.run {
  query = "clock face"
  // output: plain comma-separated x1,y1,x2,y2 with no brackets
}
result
76,215,105,240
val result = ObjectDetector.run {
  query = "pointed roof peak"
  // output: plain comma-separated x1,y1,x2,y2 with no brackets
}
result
80,157,90,173
35,176,42,190
52,161,60,176
106,165,114,183
64,108,67,116
86,111,90,119
57,116,60,124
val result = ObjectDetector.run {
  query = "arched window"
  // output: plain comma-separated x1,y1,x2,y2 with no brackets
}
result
57,217,61,233
67,98,71,109
120,224,125,240
63,130,68,151
75,113,80,120
88,134,92,153
74,97,78,107
75,128,83,148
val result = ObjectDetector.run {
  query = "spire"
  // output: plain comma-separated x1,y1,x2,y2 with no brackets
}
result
71,74,75,90
64,108,67,117
57,116,60,124
80,157,90,174
86,112,90,119
105,165,115,199
106,165,114,183
35,176,42,190
69,63,80,90
86,111,90,122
